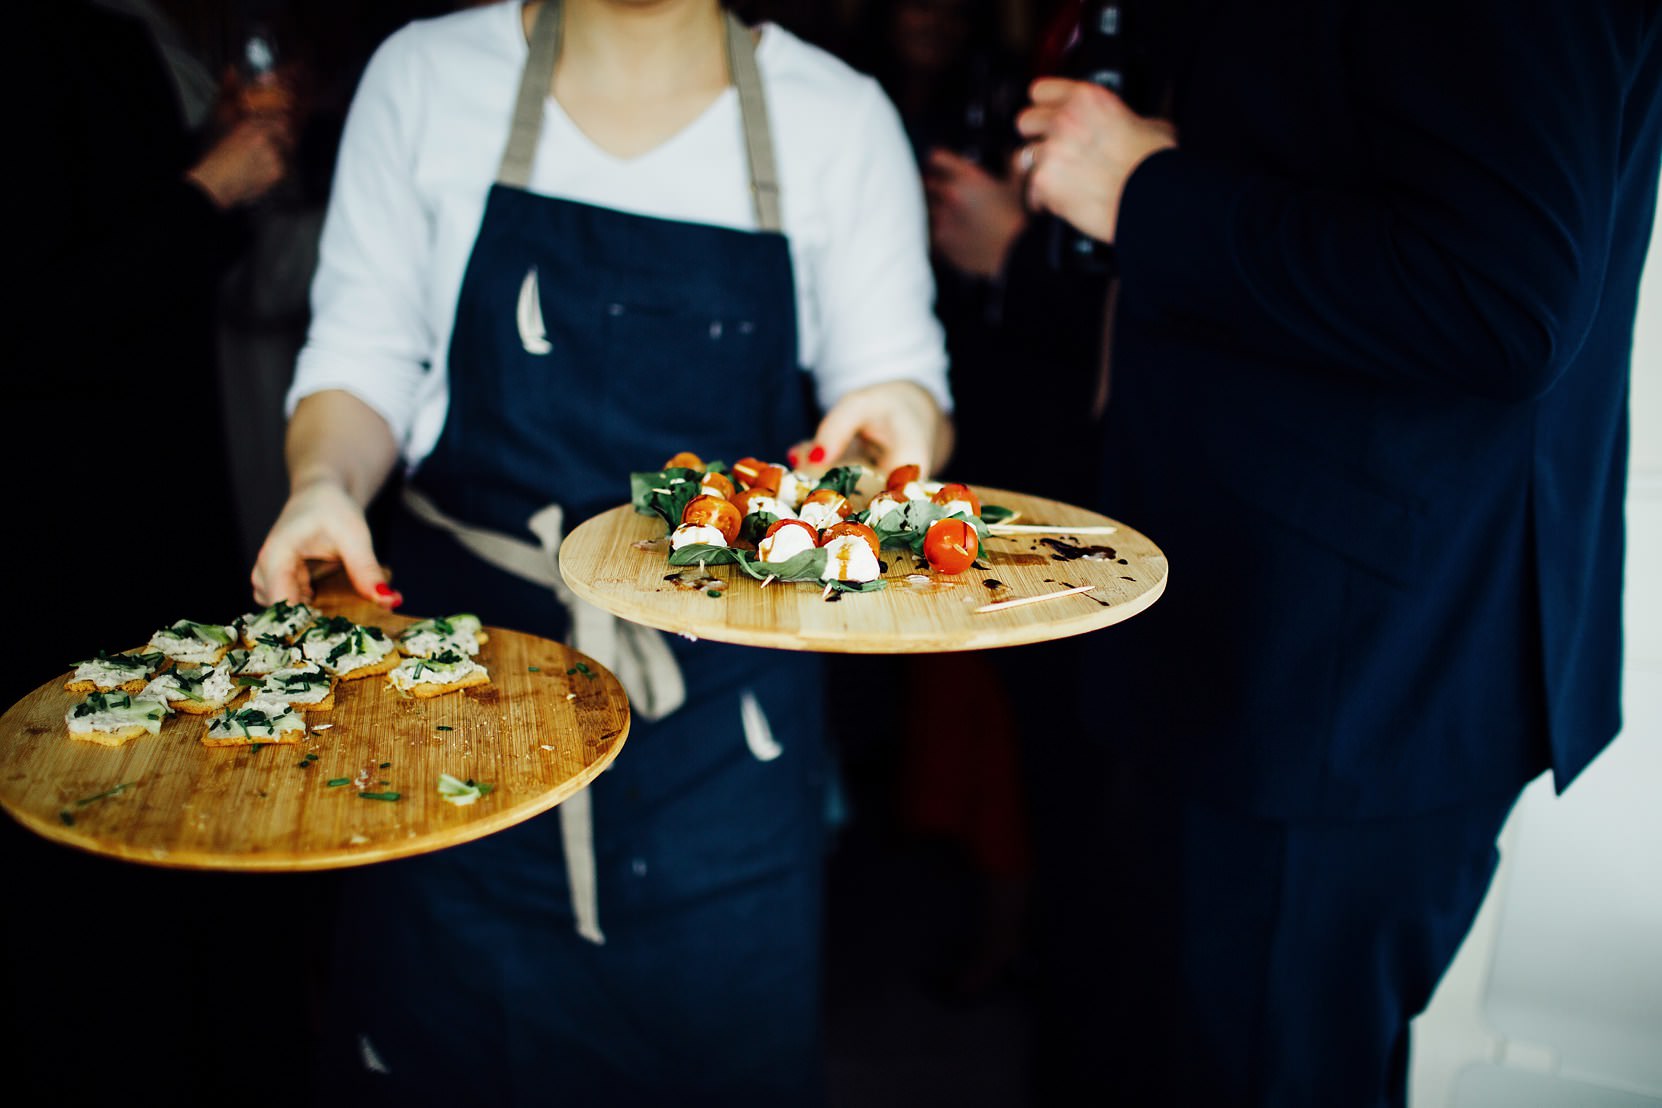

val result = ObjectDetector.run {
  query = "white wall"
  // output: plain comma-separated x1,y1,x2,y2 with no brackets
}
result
1409,204,1662,1106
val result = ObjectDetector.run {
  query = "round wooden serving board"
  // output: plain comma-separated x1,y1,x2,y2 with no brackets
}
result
0,584,630,871
560,484,1167,653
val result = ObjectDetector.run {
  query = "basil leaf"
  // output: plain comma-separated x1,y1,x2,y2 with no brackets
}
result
980,504,1015,524
733,546,828,583
667,543,746,567
738,510,778,545
828,578,889,594
630,467,706,530
813,465,863,497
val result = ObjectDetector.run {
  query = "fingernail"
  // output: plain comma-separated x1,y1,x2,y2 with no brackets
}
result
787,449,800,467
389,593,404,608
374,583,394,596
809,446,826,464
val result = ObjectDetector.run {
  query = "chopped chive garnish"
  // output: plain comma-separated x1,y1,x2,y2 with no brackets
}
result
528,666,540,672
59,811,74,826
706,589,723,598
436,725,453,732
359,791,400,802
305,753,318,761
75,782,135,806
573,662,595,679
326,778,351,787
379,762,391,769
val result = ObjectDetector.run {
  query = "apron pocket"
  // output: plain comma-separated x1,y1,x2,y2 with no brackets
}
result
602,299,783,457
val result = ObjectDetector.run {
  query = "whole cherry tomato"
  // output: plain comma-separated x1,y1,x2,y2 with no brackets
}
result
923,518,978,574
751,464,785,494
663,451,704,470
886,464,921,492
680,494,742,545
931,482,981,517
821,520,881,559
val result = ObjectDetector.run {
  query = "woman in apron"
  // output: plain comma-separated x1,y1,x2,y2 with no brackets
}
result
251,2,948,1104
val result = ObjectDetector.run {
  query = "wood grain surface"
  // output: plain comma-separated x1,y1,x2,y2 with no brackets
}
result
559,484,1167,653
0,579,630,871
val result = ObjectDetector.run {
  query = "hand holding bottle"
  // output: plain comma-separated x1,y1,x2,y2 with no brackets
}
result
1015,78,1175,246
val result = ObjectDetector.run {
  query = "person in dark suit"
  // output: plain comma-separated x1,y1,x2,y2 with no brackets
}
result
1012,2,1662,1104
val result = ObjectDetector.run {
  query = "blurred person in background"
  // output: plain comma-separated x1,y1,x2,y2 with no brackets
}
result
16,0,298,693
8,3,300,1104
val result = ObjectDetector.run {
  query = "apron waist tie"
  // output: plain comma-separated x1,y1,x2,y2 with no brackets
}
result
400,485,690,945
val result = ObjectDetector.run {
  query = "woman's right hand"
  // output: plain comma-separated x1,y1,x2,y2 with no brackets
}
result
251,478,401,608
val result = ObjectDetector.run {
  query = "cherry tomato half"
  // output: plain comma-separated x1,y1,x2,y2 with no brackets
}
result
763,518,820,542
700,472,736,500
800,489,851,519
731,457,769,488
930,482,981,516
680,494,742,545
821,520,880,559
731,488,773,516
885,464,921,492
923,518,978,575
759,518,821,561
663,451,704,470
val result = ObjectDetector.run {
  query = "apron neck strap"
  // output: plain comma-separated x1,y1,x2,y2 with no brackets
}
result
498,1,782,233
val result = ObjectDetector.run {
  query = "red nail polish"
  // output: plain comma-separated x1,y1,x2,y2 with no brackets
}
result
374,583,393,596
787,449,800,467
809,446,826,464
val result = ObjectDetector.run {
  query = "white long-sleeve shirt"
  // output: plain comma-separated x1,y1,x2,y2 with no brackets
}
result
288,2,949,469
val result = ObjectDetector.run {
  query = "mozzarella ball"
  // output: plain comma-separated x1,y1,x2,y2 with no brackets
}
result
758,524,818,564
819,535,882,583
670,523,728,550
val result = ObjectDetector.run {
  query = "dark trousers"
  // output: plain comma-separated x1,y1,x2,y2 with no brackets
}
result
1028,756,1517,1107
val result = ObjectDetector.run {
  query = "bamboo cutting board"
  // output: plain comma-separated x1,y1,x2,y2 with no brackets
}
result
0,581,629,871
559,484,1167,653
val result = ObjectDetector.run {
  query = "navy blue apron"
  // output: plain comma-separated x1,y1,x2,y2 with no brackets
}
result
322,6,827,1105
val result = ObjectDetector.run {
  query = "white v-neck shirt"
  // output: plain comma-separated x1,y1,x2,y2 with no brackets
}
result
289,1,949,470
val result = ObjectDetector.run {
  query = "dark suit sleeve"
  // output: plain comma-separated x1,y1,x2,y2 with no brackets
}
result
1114,0,1658,402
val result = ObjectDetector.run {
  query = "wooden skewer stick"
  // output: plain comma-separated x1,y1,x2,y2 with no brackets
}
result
986,524,1118,537
760,574,777,589
975,584,1097,613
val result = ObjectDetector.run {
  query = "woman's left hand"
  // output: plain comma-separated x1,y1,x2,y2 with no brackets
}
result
794,381,953,479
